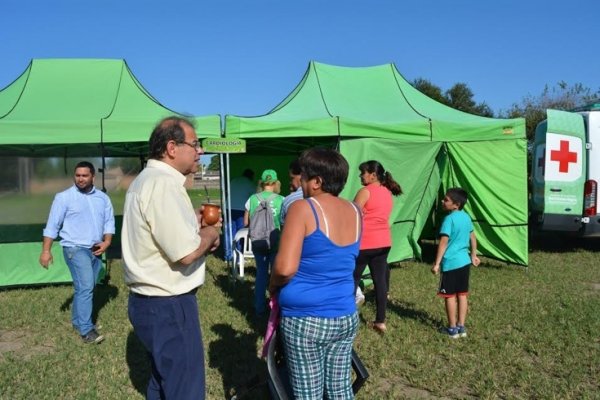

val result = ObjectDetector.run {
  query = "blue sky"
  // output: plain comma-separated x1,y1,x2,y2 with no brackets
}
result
2,1,599,120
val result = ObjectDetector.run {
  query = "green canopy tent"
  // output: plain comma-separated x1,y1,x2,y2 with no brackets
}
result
225,62,528,265
0,58,221,286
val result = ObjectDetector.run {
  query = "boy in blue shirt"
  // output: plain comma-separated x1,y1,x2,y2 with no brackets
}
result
431,188,480,338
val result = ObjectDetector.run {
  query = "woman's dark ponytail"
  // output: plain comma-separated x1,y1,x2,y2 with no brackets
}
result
359,160,403,196
383,171,402,196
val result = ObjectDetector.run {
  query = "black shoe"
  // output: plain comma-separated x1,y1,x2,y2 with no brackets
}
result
81,329,104,344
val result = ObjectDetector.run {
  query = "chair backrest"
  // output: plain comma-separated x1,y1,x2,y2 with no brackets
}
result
266,330,292,400
233,227,253,257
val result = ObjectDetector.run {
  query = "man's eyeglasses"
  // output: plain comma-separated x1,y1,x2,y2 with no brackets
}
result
178,140,201,150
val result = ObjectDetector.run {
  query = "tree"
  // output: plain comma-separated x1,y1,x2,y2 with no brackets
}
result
446,83,476,111
412,79,494,117
502,81,600,140
206,155,220,171
0,157,19,191
412,78,447,105
446,83,494,117
106,157,142,175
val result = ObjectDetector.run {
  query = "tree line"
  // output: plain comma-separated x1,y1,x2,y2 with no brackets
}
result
413,78,600,140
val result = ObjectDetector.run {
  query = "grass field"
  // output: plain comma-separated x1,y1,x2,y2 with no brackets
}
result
0,188,220,225
0,237,599,399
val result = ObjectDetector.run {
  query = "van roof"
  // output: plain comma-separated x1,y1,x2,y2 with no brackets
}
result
571,102,600,112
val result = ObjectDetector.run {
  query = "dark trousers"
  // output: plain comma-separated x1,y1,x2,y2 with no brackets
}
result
253,250,275,315
354,247,391,323
128,290,205,400
224,209,246,260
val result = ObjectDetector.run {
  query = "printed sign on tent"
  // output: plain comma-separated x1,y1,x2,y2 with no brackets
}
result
202,138,246,153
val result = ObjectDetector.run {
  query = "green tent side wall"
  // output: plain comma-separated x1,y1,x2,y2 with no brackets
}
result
340,138,529,266
0,59,221,287
443,140,529,264
340,139,444,262
0,242,107,287
225,62,528,266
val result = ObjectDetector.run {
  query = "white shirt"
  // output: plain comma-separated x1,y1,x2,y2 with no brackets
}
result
229,176,256,211
122,159,204,296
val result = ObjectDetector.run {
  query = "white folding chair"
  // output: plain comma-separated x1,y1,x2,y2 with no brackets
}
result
232,228,253,279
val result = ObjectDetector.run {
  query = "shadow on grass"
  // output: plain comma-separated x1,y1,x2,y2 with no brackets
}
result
387,299,445,330
529,231,600,253
214,271,258,326
209,323,269,399
59,282,119,326
125,331,151,397
210,269,270,399
213,267,271,334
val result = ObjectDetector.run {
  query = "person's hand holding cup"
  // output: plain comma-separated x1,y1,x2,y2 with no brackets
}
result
200,203,222,227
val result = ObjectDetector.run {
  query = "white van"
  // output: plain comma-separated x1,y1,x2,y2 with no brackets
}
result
531,103,600,236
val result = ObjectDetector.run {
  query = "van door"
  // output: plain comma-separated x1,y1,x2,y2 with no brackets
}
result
531,121,547,213
541,109,587,231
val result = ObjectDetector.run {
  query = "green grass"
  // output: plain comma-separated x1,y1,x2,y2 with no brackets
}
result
0,242,599,399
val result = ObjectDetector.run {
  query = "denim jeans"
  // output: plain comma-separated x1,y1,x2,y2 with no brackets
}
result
224,210,246,261
63,246,101,336
253,250,275,315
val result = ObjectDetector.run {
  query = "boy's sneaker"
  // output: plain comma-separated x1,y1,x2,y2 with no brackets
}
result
81,329,104,344
457,325,467,338
445,326,460,339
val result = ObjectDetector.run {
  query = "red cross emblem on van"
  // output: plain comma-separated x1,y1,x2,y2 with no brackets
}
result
550,140,577,173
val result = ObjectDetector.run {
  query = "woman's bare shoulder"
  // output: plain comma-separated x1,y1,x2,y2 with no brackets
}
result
287,198,310,215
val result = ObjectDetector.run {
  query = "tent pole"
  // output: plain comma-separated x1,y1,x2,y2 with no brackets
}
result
221,153,234,283
226,154,233,280
100,143,106,192
100,119,107,192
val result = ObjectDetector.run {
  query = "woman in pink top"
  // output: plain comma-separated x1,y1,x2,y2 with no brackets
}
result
353,160,402,334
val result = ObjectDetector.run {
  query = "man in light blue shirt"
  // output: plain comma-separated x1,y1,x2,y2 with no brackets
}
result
280,158,304,225
40,161,115,344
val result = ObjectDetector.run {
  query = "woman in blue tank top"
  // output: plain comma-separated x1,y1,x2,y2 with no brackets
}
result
269,148,361,400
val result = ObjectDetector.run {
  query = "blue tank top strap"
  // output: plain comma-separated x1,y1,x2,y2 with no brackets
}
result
350,201,362,242
306,198,320,229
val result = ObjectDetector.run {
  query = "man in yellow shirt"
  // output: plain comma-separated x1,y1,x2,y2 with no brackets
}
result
122,116,220,400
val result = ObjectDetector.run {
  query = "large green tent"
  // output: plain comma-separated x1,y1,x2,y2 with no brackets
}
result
0,58,221,286
225,62,528,265
0,58,220,156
